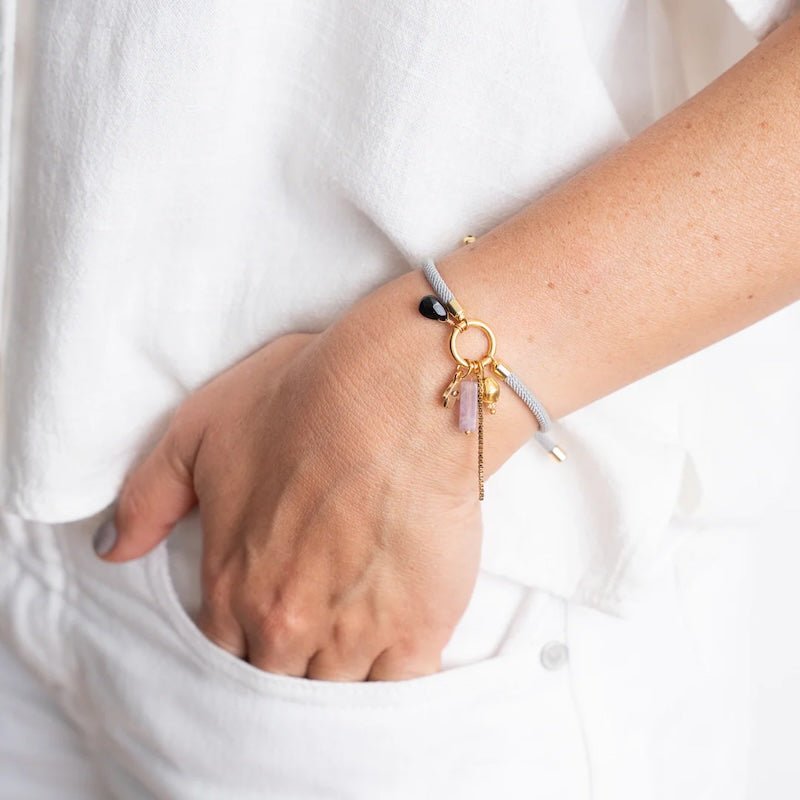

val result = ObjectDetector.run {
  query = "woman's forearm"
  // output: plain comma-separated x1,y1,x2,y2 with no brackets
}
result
358,9,800,475
106,10,800,686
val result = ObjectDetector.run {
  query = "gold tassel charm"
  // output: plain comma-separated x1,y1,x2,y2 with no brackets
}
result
441,364,471,408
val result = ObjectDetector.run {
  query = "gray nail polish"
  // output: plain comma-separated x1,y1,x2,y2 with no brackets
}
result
93,519,117,557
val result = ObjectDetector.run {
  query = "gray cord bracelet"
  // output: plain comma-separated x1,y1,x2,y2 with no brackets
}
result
419,257,566,468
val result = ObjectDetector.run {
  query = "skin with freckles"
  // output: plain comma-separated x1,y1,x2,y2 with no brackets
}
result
99,12,800,681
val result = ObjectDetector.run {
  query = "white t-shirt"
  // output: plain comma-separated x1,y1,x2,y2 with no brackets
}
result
0,0,797,614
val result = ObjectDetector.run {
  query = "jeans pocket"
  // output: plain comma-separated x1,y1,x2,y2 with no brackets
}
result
72,511,590,799
144,507,542,707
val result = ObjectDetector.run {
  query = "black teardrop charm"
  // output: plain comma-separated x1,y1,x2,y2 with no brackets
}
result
419,294,448,321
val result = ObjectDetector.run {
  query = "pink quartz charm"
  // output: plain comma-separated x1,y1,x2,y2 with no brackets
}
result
458,378,478,433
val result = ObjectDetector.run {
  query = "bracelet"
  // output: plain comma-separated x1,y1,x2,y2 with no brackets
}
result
418,254,566,501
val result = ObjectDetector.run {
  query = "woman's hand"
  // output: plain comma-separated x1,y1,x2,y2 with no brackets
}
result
97,274,490,681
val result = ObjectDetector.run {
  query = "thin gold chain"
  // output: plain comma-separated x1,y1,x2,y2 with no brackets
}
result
476,360,485,501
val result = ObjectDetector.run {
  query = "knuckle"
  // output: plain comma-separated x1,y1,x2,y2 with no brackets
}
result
115,482,151,535
160,425,192,481
331,614,365,648
164,407,206,479
168,398,203,440
391,634,434,663
254,603,313,645
167,401,208,466
201,564,231,612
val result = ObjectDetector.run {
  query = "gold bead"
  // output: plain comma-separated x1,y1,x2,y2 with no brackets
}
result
482,376,500,406
462,234,477,245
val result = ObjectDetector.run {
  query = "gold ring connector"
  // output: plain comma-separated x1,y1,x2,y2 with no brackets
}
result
449,319,497,369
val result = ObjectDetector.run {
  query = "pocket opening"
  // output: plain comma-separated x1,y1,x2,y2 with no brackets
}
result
145,530,540,707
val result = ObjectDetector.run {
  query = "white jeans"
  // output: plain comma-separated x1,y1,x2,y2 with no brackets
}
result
0,504,751,799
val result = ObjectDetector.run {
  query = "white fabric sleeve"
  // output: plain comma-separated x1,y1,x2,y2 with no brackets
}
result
724,0,799,39
0,0,16,343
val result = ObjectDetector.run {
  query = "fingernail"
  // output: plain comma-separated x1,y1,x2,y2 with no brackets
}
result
93,519,117,557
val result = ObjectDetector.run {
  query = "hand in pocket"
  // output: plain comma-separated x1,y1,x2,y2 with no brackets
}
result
95,284,487,683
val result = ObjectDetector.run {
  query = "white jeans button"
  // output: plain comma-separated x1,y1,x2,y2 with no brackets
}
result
540,640,569,670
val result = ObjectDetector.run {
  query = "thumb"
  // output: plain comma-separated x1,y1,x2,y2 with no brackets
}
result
94,408,203,562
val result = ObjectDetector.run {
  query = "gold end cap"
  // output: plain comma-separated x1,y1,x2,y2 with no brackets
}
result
445,298,466,322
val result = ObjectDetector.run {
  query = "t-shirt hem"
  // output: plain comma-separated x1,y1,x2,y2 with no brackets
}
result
0,482,119,524
724,0,799,39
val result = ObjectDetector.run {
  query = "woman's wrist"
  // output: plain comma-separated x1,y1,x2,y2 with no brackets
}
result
342,258,551,487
